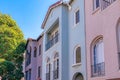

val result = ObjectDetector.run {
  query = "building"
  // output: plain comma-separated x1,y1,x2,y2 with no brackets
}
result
68,0,86,80
85,0,120,80
41,0,86,80
25,34,43,80
25,0,120,80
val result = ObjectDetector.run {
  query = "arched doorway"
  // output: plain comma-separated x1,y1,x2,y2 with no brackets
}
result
73,73,84,80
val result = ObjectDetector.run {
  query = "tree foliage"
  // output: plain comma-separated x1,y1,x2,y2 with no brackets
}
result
0,13,26,80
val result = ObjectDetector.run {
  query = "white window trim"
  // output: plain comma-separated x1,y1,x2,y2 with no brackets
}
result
73,45,81,65
74,8,80,27
93,0,100,11
72,63,81,67
91,37,104,65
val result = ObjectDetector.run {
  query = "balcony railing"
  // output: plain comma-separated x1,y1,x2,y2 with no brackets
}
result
46,34,59,50
91,62,105,77
101,0,116,10
46,73,50,80
118,52,120,69
53,69,59,79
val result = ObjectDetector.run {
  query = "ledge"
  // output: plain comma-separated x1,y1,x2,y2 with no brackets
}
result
72,63,81,67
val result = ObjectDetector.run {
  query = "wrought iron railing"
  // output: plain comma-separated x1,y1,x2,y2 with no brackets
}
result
53,69,59,79
46,34,59,50
101,0,116,10
46,73,50,80
91,62,105,77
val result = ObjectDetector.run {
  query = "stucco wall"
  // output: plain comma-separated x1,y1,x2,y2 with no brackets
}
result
68,0,86,80
85,0,120,80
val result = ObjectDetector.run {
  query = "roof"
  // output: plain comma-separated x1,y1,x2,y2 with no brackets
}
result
41,0,74,29
41,0,63,29
37,32,44,41
25,38,37,49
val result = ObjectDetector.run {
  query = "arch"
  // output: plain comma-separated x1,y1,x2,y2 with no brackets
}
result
90,35,105,76
54,52,59,59
91,35,104,64
53,52,59,79
73,45,81,64
72,72,84,80
116,18,120,52
46,57,50,63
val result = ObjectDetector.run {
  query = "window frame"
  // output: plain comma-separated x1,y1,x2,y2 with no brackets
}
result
34,47,37,57
91,36,105,77
74,8,80,26
73,45,81,66
93,0,100,10
39,45,41,55
38,66,41,78
53,53,59,79
117,21,120,69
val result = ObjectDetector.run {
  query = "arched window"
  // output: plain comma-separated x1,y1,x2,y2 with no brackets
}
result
75,73,83,80
74,46,81,64
73,73,84,80
117,22,120,69
53,53,59,79
117,22,120,52
46,58,50,80
91,37,105,77
34,47,37,57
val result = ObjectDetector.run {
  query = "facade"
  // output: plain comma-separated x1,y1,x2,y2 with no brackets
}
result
24,0,120,80
41,0,86,80
25,34,43,80
85,0,120,80
68,0,86,80
42,1,69,80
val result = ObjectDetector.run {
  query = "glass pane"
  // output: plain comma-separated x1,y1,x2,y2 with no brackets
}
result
76,47,81,63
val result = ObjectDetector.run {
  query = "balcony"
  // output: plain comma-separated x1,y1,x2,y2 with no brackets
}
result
46,73,50,80
118,52,120,69
46,34,59,50
53,69,59,79
101,0,116,10
91,62,105,77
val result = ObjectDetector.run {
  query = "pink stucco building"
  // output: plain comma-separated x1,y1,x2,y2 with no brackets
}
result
25,34,43,80
85,0,120,80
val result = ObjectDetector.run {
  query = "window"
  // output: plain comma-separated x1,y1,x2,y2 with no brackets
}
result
74,73,83,80
34,47,37,57
46,58,50,80
29,69,31,80
75,10,80,24
53,53,59,79
46,30,59,50
76,47,81,63
39,45,41,55
93,0,100,10
91,37,105,77
117,22,120,69
26,46,32,66
38,66,41,78
74,46,81,64
25,71,28,80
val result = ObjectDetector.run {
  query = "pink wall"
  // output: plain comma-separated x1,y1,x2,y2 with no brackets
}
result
85,0,120,80
25,35,43,80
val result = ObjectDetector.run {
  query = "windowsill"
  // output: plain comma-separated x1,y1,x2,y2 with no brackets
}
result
92,7,100,15
72,63,81,67
74,22,80,28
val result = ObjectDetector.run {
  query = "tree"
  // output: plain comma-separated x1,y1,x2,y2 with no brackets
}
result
0,13,26,80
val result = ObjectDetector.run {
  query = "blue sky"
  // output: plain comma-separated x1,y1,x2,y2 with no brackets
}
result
0,0,60,39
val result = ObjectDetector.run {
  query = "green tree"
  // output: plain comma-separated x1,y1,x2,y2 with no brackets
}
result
0,13,26,80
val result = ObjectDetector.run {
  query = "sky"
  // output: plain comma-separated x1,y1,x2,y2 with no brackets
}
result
0,0,62,39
